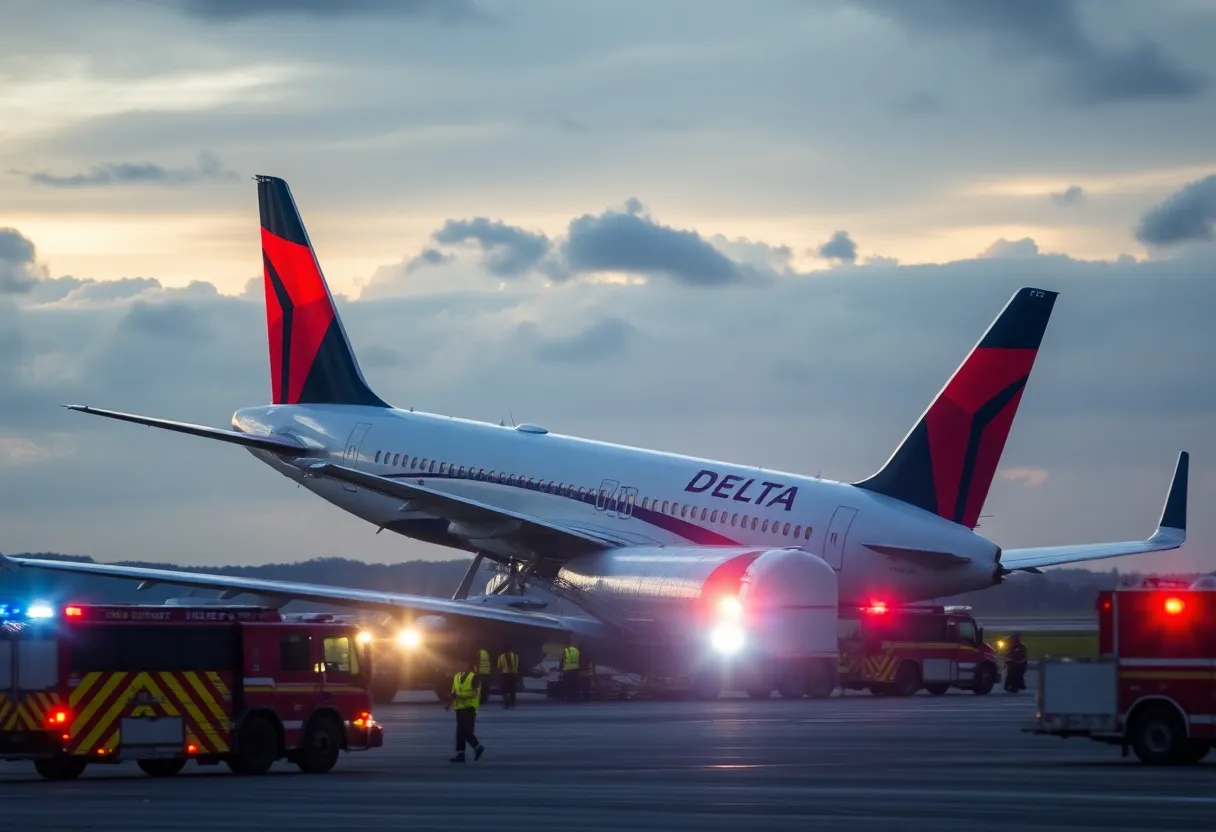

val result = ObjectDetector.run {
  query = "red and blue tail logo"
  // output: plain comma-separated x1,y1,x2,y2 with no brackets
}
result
257,176,387,407
855,288,1057,529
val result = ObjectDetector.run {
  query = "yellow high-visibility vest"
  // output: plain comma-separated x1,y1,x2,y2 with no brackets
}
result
561,645,580,671
452,671,480,711
497,652,519,674
477,649,491,674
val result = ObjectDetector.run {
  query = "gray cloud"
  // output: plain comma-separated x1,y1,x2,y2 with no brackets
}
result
982,237,1041,258
1135,174,1216,247
0,232,1213,575
857,0,1207,104
153,0,479,21
0,229,44,294
433,218,552,278
817,230,858,265
1051,185,1086,207
21,152,238,189
562,200,745,286
526,317,636,364
404,248,454,274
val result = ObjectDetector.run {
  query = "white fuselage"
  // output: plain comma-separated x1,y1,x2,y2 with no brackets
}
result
234,403,1002,604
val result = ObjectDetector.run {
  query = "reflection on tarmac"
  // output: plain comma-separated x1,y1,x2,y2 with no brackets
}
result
2,690,1211,831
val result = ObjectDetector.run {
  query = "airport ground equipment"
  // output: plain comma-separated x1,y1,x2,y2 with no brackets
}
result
836,603,1000,696
0,602,383,780
1026,579,1215,765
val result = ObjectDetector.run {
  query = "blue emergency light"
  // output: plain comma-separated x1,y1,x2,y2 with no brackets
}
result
0,600,55,621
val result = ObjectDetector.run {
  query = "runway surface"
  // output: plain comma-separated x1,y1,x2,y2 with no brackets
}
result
2,688,1212,831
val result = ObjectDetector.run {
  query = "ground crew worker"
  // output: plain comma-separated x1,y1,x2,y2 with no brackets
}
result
560,639,581,703
1004,633,1028,693
579,646,596,702
476,646,492,704
497,644,520,709
445,658,485,763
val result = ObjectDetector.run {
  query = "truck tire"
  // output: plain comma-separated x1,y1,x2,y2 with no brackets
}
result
1177,742,1211,765
34,757,87,781
1130,704,1188,765
138,758,186,778
971,665,995,695
296,715,343,774
776,670,805,700
925,683,949,696
804,663,835,699
892,662,921,697
228,714,279,776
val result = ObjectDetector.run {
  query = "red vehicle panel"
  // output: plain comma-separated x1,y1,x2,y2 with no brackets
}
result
837,604,999,696
1,604,383,780
1030,582,1216,764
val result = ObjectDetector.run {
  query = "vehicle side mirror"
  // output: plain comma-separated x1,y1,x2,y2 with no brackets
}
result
977,626,984,645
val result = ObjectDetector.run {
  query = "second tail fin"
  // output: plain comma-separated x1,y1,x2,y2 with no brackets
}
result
257,175,388,408
854,287,1058,529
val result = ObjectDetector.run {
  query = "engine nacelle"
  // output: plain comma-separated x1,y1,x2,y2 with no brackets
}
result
555,545,838,664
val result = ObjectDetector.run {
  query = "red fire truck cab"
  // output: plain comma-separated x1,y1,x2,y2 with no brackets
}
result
1027,582,1215,765
837,603,1000,696
1,602,383,780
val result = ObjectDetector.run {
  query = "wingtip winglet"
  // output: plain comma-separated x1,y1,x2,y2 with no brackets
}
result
1159,450,1188,532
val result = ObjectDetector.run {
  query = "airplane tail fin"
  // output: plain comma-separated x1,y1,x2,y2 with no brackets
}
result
854,287,1058,529
256,175,388,407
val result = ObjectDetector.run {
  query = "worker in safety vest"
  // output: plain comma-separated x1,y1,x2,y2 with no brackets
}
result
560,639,581,703
476,647,492,704
497,644,520,709
578,647,596,702
1004,633,1028,693
445,658,486,763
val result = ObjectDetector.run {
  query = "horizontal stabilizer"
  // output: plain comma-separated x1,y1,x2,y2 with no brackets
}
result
999,451,1188,573
862,543,971,571
63,405,318,455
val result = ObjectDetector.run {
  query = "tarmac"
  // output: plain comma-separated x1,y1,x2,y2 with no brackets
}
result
2,684,1212,832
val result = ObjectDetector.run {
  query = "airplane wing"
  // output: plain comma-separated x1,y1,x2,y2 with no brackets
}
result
300,461,618,566
62,405,321,455
998,451,1188,574
0,551,608,638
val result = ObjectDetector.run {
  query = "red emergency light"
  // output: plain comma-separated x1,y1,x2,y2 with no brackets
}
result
1163,596,1185,616
64,606,83,618
45,705,72,727
865,601,888,615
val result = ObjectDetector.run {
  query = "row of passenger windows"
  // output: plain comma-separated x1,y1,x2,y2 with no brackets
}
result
369,449,811,541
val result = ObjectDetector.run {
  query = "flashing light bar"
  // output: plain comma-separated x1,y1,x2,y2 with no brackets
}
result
0,600,56,621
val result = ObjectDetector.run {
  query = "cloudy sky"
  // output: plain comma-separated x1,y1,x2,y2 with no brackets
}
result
1,0,1214,575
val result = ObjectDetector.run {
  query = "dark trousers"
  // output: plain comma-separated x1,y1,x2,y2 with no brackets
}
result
479,676,490,704
563,669,580,702
455,707,479,753
1005,662,1027,691
500,673,517,708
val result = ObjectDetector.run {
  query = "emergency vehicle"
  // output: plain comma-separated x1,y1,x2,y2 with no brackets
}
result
1027,580,1214,765
0,602,383,781
837,603,999,697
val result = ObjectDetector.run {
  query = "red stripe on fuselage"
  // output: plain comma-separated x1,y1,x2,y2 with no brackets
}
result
261,228,336,405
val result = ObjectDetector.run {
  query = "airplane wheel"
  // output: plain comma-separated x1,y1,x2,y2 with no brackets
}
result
925,684,949,696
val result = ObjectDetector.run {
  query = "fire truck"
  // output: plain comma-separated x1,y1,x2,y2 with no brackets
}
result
0,602,383,781
1027,580,1214,765
837,603,1000,697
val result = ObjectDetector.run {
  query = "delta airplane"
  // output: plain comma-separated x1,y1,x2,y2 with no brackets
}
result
2,176,1188,695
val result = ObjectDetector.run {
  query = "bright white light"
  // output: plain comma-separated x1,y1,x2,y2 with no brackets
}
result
356,630,373,646
26,602,54,619
396,627,422,650
717,596,743,620
709,624,745,654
